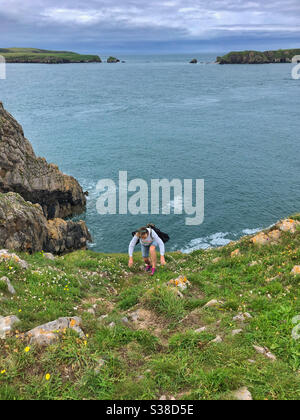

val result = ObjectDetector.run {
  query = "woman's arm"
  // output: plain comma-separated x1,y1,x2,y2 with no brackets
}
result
128,235,139,257
151,230,165,256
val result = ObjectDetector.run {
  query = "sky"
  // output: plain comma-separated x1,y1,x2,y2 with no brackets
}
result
0,0,300,54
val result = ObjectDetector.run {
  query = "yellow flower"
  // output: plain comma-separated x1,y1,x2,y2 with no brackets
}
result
1,370,6,374
45,373,51,381
24,346,30,353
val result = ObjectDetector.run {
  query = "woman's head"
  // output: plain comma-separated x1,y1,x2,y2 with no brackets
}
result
138,227,148,239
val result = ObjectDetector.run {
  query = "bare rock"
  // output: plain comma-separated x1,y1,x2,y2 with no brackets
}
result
0,315,20,339
0,101,87,219
26,316,84,346
232,387,253,401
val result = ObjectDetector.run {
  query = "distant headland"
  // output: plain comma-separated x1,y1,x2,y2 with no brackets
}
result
0,48,101,63
216,48,300,64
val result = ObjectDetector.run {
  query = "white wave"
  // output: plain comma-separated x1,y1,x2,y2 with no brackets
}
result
181,227,262,254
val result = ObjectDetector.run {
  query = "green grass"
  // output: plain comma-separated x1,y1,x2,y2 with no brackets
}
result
0,48,101,63
1,223,300,400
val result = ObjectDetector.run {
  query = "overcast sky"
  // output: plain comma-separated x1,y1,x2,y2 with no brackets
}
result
0,0,300,54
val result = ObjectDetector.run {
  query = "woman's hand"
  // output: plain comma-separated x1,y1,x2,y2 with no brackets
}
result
128,257,134,268
160,256,166,266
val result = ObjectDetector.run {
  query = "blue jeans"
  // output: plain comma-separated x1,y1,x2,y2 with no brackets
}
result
141,240,159,258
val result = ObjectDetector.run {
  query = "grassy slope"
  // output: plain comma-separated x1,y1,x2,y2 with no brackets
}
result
1,219,300,400
0,48,101,63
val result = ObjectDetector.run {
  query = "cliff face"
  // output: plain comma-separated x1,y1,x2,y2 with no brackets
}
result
217,48,300,64
0,192,91,254
0,102,87,219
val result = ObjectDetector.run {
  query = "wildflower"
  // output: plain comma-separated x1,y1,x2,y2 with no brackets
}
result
1,370,6,374
45,373,51,381
24,346,30,353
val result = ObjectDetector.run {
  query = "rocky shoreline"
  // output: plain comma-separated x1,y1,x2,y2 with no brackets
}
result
0,102,91,254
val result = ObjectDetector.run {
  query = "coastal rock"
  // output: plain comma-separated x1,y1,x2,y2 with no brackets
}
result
291,266,300,276
0,192,91,254
217,49,300,64
250,230,281,246
276,219,300,233
189,59,198,64
107,56,120,63
0,248,29,269
0,102,87,219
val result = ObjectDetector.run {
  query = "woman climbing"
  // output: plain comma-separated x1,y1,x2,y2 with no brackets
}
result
128,226,166,275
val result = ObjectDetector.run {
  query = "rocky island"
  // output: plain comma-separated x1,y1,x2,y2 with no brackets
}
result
0,102,91,254
0,48,101,63
217,48,300,64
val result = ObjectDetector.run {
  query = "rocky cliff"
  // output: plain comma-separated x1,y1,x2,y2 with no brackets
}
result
217,48,300,64
0,102,92,254
0,102,87,219
0,192,91,254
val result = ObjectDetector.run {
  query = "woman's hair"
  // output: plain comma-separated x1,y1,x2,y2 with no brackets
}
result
137,226,148,237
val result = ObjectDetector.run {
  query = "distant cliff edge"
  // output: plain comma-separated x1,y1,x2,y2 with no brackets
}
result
217,49,300,64
0,48,101,63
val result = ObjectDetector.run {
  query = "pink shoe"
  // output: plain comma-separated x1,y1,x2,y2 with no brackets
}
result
145,265,151,272
150,268,156,276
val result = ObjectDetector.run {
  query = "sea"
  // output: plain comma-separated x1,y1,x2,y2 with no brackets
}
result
1,53,300,253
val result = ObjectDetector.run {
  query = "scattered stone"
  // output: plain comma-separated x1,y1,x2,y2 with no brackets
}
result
108,322,116,328
0,250,29,269
291,266,300,276
253,345,276,361
121,317,129,324
276,219,300,233
210,335,223,344
212,257,221,263
94,359,106,374
233,312,252,322
251,230,281,246
204,299,223,308
0,315,20,339
231,249,241,257
86,308,96,316
189,58,198,64
44,253,55,261
167,276,190,291
232,387,253,401
195,327,207,333
0,276,16,295
249,261,258,267
231,329,243,336
98,314,108,322
247,359,256,364
128,312,139,322
26,316,84,346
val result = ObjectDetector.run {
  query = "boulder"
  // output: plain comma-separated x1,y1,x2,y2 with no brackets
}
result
26,316,84,346
0,192,91,254
0,102,87,219
277,219,300,233
232,387,253,401
189,59,198,64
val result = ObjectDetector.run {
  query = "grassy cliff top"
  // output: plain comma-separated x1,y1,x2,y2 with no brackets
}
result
217,48,300,64
0,48,101,63
1,215,300,400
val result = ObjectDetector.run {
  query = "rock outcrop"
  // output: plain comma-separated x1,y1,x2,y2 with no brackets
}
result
0,192,91,254
0,102,87,219
107,56,120,63
217,49,300,64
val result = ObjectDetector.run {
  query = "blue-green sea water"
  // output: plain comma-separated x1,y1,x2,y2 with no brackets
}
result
1,53,300,253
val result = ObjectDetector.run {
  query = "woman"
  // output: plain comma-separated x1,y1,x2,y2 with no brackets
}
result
128,226,166,275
